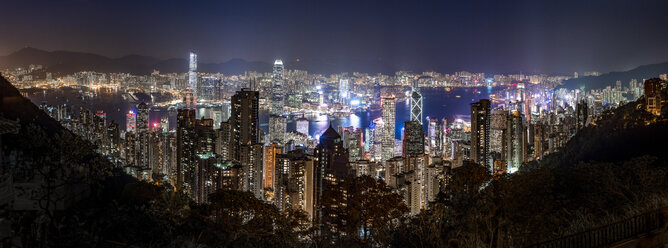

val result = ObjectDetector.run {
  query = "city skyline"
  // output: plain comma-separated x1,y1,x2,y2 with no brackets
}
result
2,1,668,247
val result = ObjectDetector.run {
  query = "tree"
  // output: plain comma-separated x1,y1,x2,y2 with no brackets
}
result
321,176,408,246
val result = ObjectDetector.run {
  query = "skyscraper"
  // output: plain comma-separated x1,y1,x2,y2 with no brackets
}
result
136,102,149,134
125,110,136,133
136,102,150,169
410,85,423,125
403,121,425,156
271,60,285,116
506,110,524,173
490,109,508,163
264,143,282,191
230,88,260,160
427,117,441,157
176,109,196,192
471,99,491,169
371,117,384,162
339,77,349,102
312,124,349,227
381,96,396,163
188,52,197,91
229,88,263,199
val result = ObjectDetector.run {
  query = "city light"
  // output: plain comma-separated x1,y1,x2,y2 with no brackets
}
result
2,1,664,245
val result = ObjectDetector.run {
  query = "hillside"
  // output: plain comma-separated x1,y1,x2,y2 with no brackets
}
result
559,61,668,90
0,75,64,134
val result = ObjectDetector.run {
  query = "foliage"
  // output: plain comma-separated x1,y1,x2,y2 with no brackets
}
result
319,175,408,247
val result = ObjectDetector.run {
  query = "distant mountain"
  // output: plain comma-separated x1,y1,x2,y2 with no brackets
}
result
0,47,272,75
0,47,409,76
559,61,668,90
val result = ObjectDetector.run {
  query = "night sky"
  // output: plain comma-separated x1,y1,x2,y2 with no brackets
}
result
1,0,667,74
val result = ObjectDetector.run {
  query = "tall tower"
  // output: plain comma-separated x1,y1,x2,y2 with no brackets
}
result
188,52,197,91
410,82,423,125
230,88,263,199
427,117,441,157
471,99,491,169
381,96,396,162
339,77,349,102
125,110,136,133
506,110,524,173
403,121,425,157
271,60,285,116
136,102,149,134
230,88,260,160
136,102,150,169
176,108,196,192
312,125,349,228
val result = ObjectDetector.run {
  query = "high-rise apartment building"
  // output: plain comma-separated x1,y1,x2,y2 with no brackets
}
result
403,121,425,156
471,99,491,169
381,96,396,163
176,109,196,192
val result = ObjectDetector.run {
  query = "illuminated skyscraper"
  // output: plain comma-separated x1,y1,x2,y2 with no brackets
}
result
230,88,263,199
136,102,150,169
339,77,349,102
125,110,136,133
271,60,285,115
490,109,508,161
136,102,149,134
188,52,197,91
230,88,260,160
370,118,384,162
427,117,441,157
506,110,524,173
410,83,423,125
471,99,491,169
176,109,196,192
381,96,396,163
264,143,282,191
